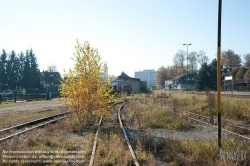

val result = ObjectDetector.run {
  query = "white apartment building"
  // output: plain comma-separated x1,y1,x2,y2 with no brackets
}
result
134,69,156,87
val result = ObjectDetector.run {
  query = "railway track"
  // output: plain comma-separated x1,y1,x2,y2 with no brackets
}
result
163,104,250,141
0,112,71,142
89,101,140,166
141,98,250,140
71,98,249,165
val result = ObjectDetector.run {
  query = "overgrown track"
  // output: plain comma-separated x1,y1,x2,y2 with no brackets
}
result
0,112,71,142
165,105,250,141
89,102,122,166
118,102,140,166
142,98,250,141
89,101,140,166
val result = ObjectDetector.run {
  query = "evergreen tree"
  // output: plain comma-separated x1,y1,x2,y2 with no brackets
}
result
0,49,7,90
28,49,40,89
195,63,209,90
0,49,41,91
17,52,25,88
22,50,31,89
209,59,217,88
195,59,218,91
6,51,19,89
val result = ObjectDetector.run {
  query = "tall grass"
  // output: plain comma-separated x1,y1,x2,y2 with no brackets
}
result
126,100,195,131
166,92,250,123
133,135,250,165
92,132,133,165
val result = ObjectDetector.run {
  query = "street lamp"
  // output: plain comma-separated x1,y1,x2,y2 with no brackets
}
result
47,75,54,93
183,43,192,92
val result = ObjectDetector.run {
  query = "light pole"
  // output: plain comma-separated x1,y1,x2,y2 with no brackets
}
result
47,75,53,93
183,43,192,92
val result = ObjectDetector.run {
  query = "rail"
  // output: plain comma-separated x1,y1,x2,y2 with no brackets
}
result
0,112,70,142
117,102,140,166
89,101,140,166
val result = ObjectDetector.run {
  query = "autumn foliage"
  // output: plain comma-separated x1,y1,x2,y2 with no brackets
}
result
60,40,114,126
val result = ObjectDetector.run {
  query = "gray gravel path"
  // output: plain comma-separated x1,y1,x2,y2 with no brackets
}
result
127,124,235,141
0,99,64,114
145,124,231,140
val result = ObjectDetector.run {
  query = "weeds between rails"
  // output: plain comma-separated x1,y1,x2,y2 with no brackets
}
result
141,92,250,139
89,101,140,166
123,97,250,165
154,93,250,141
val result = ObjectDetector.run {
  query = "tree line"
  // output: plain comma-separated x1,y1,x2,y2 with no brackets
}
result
0,49,40,91
156,49,250,90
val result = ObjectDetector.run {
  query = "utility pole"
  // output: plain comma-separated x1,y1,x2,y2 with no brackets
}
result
217,0,222,148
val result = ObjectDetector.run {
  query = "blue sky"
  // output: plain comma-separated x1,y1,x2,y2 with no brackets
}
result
1,0,250,77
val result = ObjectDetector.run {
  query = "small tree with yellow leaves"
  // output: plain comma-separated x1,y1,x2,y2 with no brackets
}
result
60,40,114,127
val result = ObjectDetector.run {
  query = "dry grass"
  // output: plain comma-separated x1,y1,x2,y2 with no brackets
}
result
1,94,249,165
167,92,250,123
0,114,91,166
0,106,66,128
132,135,250,165
126,100,195,131
93,132,134,165
86,106,135,165
128,93,250,165
88,102,157,166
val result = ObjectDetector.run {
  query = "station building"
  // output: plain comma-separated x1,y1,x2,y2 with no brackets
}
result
111,72,141,93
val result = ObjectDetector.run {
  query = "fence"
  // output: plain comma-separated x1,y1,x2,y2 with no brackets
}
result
0,93,60,104
223,85,250,92
164,85,250,94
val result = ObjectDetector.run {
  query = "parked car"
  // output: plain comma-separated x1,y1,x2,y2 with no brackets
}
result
0,90,15,95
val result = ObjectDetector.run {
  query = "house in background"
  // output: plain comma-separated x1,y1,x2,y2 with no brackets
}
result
111,72,140,93
165,73,197,90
